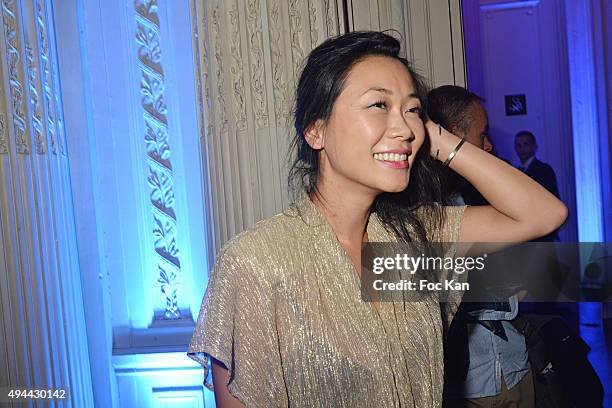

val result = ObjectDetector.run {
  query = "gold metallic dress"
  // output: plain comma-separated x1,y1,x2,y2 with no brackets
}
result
189,197,465,407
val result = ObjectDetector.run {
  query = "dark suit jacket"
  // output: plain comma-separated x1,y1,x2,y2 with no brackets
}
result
524,158,560,199
522,158,560,241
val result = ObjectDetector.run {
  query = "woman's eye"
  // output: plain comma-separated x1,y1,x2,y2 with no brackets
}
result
406,106,421,114
369,101,387,110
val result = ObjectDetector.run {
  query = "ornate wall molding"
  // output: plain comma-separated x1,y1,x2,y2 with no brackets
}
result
288,0,305,80
228,1,247,130
268,0,289,126
246,0,268,129
35,0,59,155
192,0,339,249
0,0,60,157
1,0,29,154
0,0,94,404
25,40,45,154
0,59,7,153
190,0,222,264
0,114,6,153
134,0,183,319
308,0,319,46
210,4,227,135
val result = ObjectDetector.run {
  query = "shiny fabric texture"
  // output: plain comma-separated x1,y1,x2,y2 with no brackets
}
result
188,197,465,407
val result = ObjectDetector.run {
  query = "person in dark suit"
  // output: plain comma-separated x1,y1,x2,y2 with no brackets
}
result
514,131,560,241
514,133,603,407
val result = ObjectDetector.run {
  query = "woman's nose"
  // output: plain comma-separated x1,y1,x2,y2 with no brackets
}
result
389,114,415,141
390,128,415,142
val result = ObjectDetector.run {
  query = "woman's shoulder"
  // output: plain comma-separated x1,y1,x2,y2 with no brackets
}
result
215,205,310,277
228,204,306,246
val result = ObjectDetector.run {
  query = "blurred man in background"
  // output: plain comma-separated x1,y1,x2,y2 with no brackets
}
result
514,131,560,242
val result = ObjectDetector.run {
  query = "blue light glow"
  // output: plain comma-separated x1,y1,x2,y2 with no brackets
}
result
112,352,215,407
565,1,604,242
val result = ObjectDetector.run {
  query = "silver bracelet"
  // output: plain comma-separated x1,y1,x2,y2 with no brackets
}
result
442,137,466,167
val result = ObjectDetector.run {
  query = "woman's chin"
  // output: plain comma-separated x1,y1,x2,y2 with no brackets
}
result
382,178,410,193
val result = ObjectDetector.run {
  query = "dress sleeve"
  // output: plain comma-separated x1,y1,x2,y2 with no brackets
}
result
187,246,288,407
437,205,467,334
438,205,466,243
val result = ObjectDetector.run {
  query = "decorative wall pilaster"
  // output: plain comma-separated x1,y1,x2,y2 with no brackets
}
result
0,58,8,153
0,0,93,406
54,0,210,403
2,0,29,154
134,0,184,321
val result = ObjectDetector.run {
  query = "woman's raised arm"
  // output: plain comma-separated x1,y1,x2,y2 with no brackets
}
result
426,121,568,243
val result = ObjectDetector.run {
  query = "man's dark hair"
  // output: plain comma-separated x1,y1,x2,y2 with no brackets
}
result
427,85,484,135
426,85,487,204
515,130,537,144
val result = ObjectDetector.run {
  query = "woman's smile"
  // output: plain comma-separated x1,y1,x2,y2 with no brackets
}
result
373,149,412,169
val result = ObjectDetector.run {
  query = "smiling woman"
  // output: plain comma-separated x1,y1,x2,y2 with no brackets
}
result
188,31,567,408
306,56,424,193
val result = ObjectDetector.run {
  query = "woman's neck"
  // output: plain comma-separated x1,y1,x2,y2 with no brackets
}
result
310,182,375,245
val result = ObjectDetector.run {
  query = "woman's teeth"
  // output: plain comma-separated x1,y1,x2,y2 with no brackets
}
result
373,153,408,162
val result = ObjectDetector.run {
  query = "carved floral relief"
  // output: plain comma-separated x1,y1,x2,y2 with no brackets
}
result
135,0,182,319
2,0,29,154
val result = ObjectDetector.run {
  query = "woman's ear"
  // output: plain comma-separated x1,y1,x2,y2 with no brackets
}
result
304,119,325,150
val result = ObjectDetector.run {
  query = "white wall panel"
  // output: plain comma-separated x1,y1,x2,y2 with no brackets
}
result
113,352,214,408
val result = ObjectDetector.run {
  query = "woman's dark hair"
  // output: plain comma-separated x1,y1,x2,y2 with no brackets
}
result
288,31,444,243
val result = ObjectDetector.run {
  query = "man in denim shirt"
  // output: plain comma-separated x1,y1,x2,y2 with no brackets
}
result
445,297,533,407
428,86,534,407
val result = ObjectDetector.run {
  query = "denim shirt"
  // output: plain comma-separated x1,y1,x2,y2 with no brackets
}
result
445,296,530,399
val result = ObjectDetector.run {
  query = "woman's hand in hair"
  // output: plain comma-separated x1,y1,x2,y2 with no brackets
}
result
425,121,567,244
